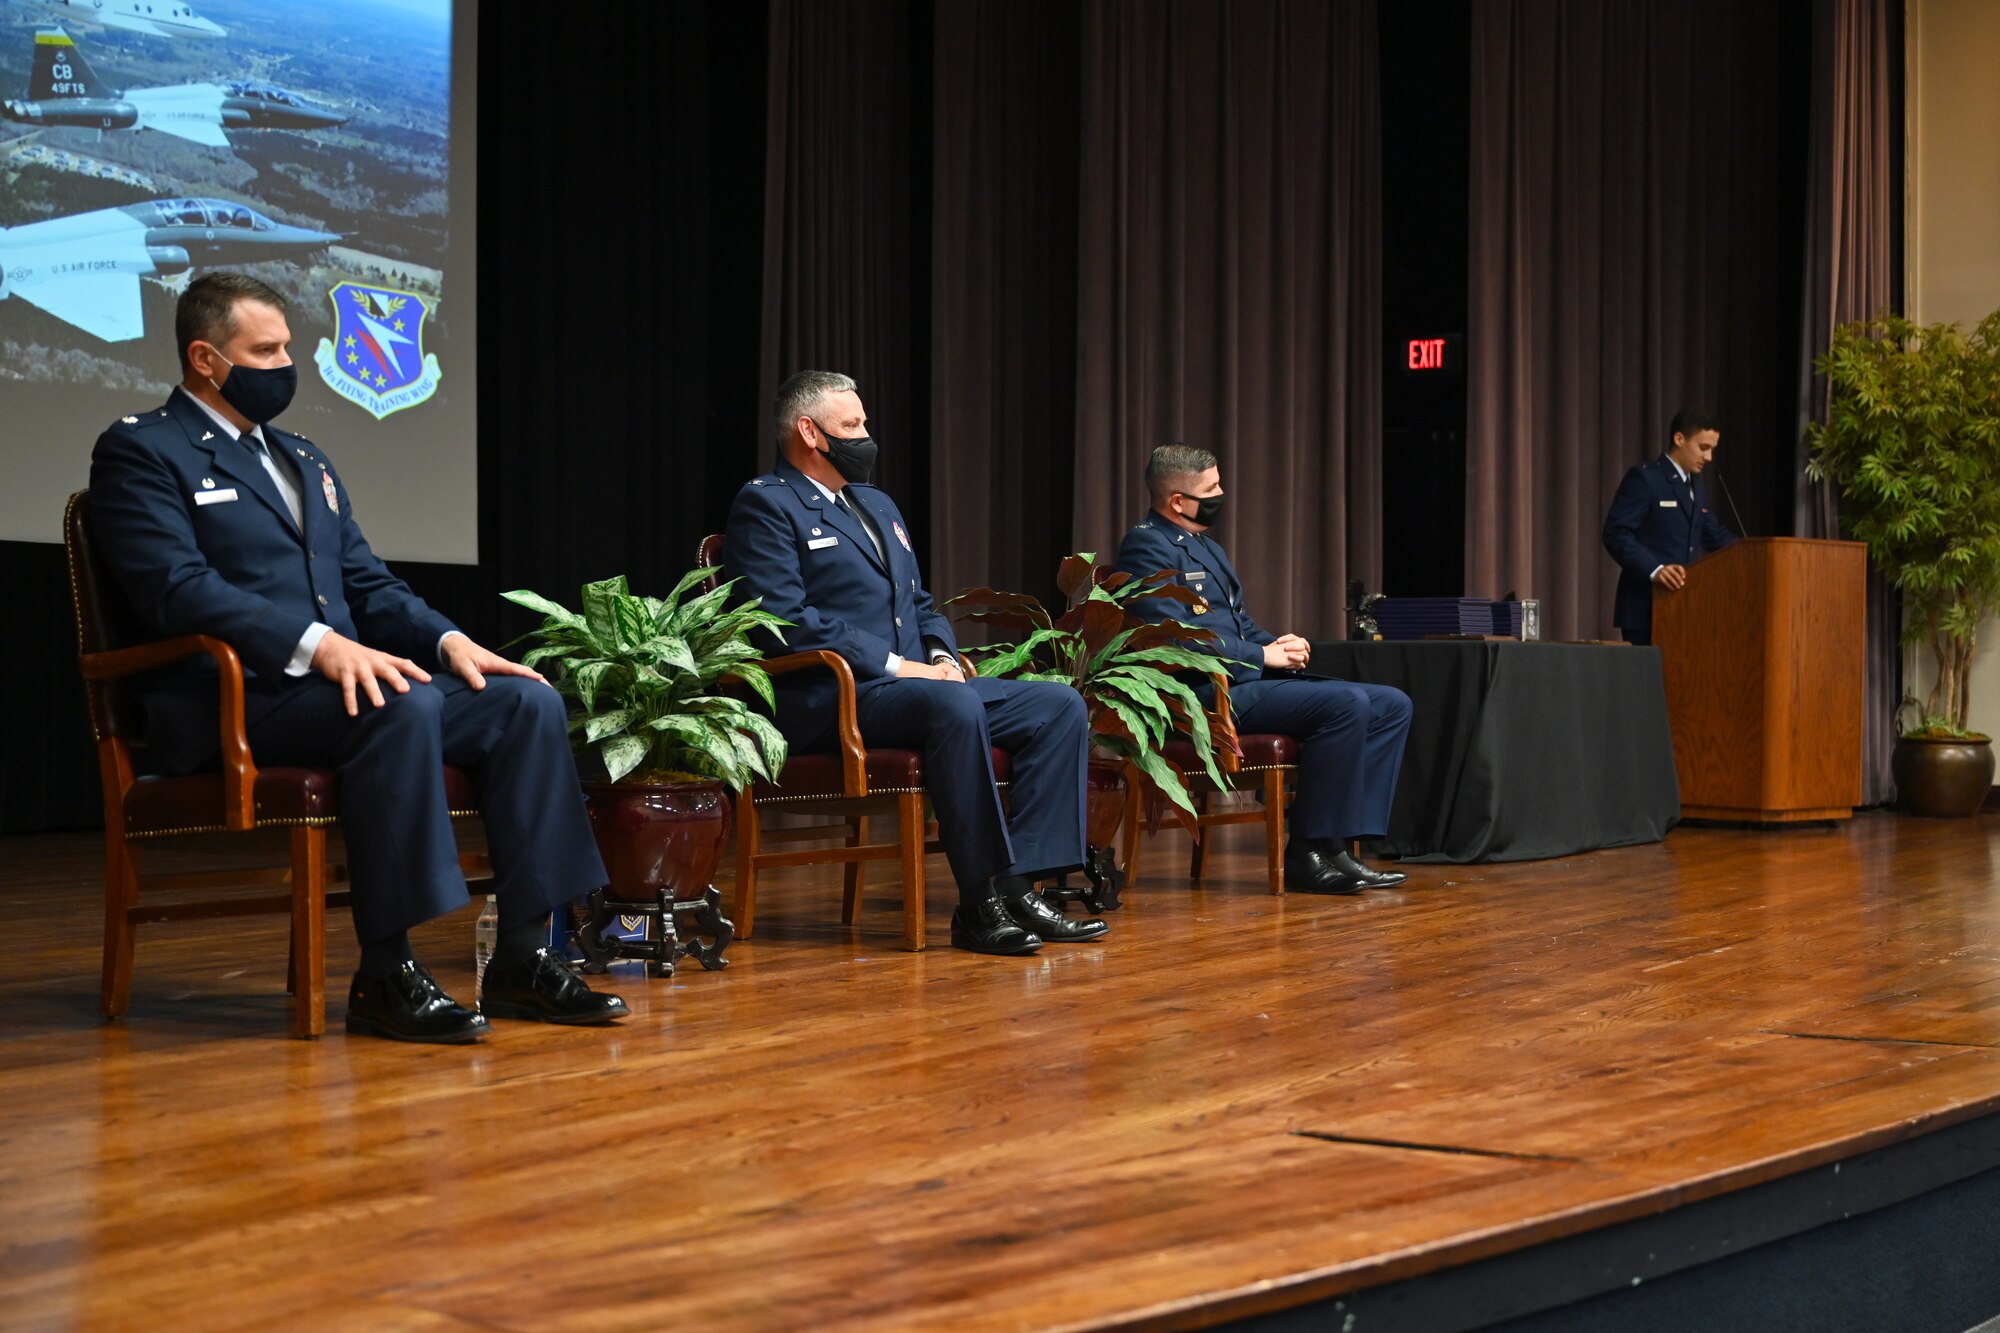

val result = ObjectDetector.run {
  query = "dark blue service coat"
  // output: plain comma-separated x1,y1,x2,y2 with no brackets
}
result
1111,514,1273,685
90,390,456,741
719,461,954,740
1601,454,1738,643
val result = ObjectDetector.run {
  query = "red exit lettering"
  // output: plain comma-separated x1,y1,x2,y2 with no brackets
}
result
1407,338,1446,370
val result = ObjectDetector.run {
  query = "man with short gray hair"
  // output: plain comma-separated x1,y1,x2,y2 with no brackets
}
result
1115,444,1414,894
723,370,1105,955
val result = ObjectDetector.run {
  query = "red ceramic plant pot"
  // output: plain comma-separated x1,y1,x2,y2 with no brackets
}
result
582,779,732,898
1085,758,1128,848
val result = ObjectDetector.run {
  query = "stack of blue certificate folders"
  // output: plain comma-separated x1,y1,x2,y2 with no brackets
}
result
1372,597,1499,640
1491,601,1524,638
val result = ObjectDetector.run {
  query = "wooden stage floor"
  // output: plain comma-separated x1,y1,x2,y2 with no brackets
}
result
4,811,2000,1329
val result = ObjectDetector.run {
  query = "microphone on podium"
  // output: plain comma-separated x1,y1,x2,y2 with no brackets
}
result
1711,466,1749,536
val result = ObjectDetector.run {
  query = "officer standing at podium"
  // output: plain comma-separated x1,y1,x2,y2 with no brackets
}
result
1602,407,1740,645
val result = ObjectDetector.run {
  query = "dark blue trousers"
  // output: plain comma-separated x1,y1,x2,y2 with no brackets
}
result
825,676,1088,891
1230,676,1413,842
246,674,606,943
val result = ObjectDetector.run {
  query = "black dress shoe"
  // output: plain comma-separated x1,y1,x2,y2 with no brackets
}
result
1330,848,1408,888
346,961,488,1044
1002,888,1110,943
950,897,1043,955
1282,844,1366,895
480,947,630,1025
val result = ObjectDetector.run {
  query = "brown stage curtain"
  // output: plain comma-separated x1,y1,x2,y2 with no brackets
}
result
930,0,1083,617
1466,0,1806,641
1794,0,1895,537
760,0,929,521
1071,0,1383,637
1796,0,1899,802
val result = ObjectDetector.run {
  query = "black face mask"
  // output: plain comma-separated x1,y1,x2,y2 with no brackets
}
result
815,422,879,485
208,350,298,426
1180,492,1226,527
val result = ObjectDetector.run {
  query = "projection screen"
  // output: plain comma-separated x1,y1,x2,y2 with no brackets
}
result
0,0,477,563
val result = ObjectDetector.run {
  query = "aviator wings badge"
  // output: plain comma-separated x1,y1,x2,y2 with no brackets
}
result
314,281,443,421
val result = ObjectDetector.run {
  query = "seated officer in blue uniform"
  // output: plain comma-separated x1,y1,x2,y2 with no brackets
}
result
1113,445,1414,894
1601,406,1740,645
723,370,1102,955
88,272,625,1043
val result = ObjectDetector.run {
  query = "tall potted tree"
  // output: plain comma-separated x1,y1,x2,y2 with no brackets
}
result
1805,308,2000,816
943,554,1240,905
503,572,791,966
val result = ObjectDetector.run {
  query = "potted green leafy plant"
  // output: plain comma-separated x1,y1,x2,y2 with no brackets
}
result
1805,308,2000,816
942,554,1240,904
502,572,791,965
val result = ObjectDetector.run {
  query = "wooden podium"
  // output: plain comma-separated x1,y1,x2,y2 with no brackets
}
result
1653,537,1866,822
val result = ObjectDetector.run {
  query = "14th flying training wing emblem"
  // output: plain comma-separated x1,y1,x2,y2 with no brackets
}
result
314,281,443,420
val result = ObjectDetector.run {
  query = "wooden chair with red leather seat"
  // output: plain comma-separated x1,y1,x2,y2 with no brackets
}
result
1125,673,1300,895
697,533,1018,951
65,489,491,1038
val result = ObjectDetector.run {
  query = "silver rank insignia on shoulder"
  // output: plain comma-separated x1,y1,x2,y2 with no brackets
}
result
751,479,765,486
200,431,214,442
121,416,139,424
201,477,215,489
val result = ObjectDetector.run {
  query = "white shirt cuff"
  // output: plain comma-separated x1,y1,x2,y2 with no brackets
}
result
438,630,464,664
1649,565,1664,581
286,622,334,676
885,653,903,675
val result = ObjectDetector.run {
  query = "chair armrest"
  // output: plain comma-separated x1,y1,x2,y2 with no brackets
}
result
1208,671,1243,774
757,650,867,796
80,634,259,831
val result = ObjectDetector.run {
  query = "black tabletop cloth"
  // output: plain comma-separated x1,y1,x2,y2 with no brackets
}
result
1304,640,1679,863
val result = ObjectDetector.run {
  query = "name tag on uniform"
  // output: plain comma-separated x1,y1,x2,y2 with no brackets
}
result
1658,499,1679,507
807,536,840,550
1185,569,1207,579
194,488,240,505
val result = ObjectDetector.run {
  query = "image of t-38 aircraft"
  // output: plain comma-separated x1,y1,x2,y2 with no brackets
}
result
0,197,339,341
27,0,225,40
3,27,345,147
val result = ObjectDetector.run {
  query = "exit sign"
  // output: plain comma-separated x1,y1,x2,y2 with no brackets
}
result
1396,332,1464,376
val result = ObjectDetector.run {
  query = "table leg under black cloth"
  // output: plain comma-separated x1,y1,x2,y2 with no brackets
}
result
1305,641,1680,863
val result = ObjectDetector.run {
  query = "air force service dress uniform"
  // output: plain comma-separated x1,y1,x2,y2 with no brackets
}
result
88,388,606,944
1113,516,1413,844
722,461,1088,890
1601,454,1738,645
